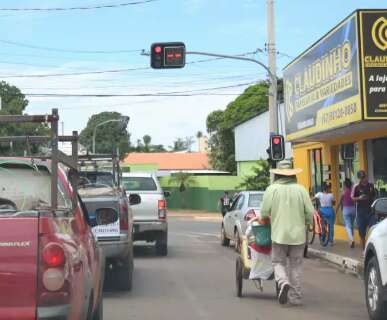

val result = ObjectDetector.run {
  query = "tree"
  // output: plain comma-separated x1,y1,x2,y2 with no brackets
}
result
185,136,195,152
238,160,270,191
143,135,151,152
79,111,130,157
196,131,203,152
169,171,196,209
206,80,283,174
0,81,49,155
171,138,186,152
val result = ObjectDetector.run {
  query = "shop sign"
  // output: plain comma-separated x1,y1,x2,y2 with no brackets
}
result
359,10,387,119
284,13,362,141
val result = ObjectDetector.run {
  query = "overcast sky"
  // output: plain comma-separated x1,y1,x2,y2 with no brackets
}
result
0,0,382,149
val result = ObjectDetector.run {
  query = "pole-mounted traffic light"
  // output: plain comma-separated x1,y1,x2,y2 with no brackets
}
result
151,42,186,69
270,134,285,161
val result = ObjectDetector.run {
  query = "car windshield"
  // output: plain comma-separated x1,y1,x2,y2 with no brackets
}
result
122,177,157,191
0,163,69,216
78,171,115,188
248,194,263,208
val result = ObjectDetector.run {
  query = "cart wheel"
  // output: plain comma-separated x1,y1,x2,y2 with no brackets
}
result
236,257,243,297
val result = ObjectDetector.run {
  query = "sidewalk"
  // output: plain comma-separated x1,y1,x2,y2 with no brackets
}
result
308,240,364,277
168,210,222,222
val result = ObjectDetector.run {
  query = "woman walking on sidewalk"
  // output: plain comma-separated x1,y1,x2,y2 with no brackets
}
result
337,178,356,248
314,183,335,246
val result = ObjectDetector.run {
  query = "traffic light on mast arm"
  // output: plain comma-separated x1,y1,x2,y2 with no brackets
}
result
269,134,285,162
151,42,186,69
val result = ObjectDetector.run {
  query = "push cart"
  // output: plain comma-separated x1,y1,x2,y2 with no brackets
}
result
235,223,279,298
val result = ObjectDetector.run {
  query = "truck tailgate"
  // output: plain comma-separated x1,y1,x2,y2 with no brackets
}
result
131,192,162,221
82,197,121,240
0,217,39,320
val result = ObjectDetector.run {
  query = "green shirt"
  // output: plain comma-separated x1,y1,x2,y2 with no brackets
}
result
261,177,314,245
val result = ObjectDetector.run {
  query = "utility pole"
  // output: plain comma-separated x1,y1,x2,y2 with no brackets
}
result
267,0,278,135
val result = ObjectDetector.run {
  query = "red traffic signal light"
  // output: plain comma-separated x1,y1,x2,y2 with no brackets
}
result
270,135,285,161
151,42,186,69
272,137,281,145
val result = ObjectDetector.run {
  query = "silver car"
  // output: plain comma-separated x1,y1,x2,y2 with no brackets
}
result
221,191,264,252
122,172,169,256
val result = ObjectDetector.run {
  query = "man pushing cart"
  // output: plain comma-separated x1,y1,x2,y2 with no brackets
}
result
236,160,314,307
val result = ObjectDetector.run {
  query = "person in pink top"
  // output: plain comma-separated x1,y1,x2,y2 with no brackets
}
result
337,178,356,248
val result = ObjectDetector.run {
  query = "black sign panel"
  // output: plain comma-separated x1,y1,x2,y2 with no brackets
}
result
283,13,362,141
359,10,387,119
151,42,185,69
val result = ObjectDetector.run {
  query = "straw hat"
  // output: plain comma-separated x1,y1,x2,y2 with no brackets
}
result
270,159,303,176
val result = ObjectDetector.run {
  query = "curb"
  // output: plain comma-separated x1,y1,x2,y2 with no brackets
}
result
307,247,363,277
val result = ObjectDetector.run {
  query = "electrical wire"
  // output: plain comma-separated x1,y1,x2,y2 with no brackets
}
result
0,39,142,54
0,50,260,78
22,81,258,98
0,66,151,78
0,0,159,11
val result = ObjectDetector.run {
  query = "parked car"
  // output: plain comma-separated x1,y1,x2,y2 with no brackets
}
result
221,191,264,252
364,197,387,320
0,157,117,320
78,156,140,291
122,172,169,256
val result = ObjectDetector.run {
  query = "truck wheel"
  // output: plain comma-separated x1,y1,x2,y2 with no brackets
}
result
156,231,168,256
113,251,134,291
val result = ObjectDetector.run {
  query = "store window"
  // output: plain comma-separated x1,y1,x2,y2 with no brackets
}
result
372,138,387,197
309,149,323,195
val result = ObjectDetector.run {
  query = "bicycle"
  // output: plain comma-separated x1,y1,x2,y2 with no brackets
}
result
307,209,331,247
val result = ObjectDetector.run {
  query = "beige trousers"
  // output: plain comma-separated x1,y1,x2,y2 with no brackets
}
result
272,243,305,303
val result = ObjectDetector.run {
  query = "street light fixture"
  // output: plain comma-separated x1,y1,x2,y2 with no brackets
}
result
92,116,130,154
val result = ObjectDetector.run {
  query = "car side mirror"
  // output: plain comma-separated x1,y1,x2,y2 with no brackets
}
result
372,198,387,222
129,194,141,206
94,208,119,227
164,191,171,198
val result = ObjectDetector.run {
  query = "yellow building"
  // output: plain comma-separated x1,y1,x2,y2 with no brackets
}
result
284,10,387,242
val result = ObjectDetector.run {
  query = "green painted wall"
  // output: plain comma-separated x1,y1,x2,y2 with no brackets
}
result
121,163,158,172
160,175,242,212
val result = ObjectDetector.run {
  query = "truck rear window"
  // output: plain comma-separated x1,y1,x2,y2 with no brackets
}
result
78,171,114,188
0,165,71,216
122,177,157,191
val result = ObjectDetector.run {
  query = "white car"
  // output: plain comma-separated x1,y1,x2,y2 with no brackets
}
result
364,198,387,320
221,191,264,252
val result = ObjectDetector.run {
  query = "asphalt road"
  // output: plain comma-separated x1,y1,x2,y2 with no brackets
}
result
103,217,368,320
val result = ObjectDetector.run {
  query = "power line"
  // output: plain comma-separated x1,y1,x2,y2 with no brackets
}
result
0,39,142,54
22,82,258,98
0,66,151,78
0,50,260,78
0,0,159,11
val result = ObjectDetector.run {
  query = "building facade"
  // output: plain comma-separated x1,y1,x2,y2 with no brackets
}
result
284,10,387,241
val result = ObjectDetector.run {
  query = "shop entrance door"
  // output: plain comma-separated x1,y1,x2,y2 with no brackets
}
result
309,149,323,195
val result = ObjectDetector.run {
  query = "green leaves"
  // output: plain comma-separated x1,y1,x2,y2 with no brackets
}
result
79,111,130,157
238,160,270,191
206,82,270,174
0,81,49,156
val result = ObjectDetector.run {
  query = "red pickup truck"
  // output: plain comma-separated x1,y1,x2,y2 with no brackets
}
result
0,157,117,320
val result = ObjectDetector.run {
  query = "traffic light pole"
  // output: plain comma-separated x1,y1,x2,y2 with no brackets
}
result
186,51,278,132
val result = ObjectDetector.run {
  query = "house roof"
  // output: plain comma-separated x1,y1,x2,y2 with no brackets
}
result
123,152,210,170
